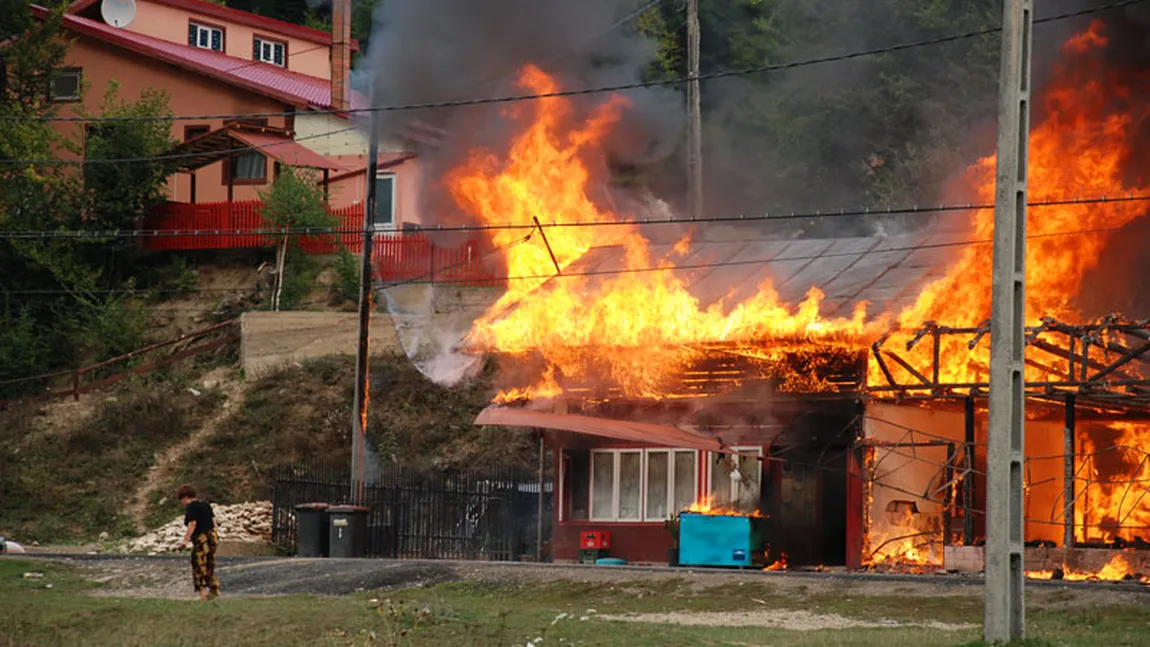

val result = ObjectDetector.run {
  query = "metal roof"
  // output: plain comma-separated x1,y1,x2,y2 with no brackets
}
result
55,12,368,112
167,124,344,171
551,228,970,319
67,0,361,50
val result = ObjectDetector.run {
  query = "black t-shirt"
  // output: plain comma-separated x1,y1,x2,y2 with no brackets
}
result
184,500,215,537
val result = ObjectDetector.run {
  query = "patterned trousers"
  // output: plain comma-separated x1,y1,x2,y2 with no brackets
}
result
190,530,219,593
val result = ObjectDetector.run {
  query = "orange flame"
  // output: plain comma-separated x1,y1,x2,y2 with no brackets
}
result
1077,422,1150,545
683,496,765,518
1026,551,1146,582
449,64,879,399
868,20,1150,388
764,552,788,571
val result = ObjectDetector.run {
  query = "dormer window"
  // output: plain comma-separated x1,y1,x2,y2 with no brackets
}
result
188,22,224,52
253,37,286,67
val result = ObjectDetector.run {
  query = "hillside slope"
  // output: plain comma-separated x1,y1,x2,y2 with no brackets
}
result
0,353,531,544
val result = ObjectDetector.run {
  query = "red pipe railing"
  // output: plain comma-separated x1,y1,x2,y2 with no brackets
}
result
140,201,504,287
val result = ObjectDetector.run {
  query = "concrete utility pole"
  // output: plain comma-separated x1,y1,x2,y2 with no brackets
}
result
351,92,382,504
985,0,1033,642
686,0,703,219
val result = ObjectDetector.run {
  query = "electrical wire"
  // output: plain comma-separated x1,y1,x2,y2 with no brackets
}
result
5,192,1150,239
4,0,1144,126
0,218,1140,299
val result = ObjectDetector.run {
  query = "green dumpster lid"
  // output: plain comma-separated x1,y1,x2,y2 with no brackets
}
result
328,505,370,513
295,503,331,510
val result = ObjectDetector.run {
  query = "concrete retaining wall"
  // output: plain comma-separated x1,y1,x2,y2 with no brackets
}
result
240,311,403,378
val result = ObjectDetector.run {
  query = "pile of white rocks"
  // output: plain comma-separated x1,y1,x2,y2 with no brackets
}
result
123,501,273,554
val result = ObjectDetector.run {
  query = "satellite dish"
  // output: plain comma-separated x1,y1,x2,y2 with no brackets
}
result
101,0,137,28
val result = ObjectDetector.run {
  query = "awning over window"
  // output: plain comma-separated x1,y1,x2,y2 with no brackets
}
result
166,124,344,172
474,406,727,453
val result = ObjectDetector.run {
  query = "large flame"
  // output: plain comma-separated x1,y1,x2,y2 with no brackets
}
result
870,20,1150,387
449,65,877,398
447,24,1150,563
1026,551,1149,583
1077,421,1150,545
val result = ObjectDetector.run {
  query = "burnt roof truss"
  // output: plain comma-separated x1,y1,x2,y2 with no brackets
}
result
865,315,1150,411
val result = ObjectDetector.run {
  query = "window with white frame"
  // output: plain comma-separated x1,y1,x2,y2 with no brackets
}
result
253,37,286,67
708,447,763,514
50,69,82,102
372,173,396,226
588,449,698,522
188,22,224,52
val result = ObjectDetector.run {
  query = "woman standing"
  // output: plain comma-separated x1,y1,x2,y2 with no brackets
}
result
176,485,219,600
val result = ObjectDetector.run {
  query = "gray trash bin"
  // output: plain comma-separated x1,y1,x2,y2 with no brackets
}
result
328,505,369,558
295,503,331,557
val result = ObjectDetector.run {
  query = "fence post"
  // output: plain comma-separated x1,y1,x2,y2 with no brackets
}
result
72,369,81,401
429,242,435,284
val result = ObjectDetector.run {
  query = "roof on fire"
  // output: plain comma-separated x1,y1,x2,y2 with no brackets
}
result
555,228,973,318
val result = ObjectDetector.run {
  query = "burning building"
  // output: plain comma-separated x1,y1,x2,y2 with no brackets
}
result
414,16,1150,577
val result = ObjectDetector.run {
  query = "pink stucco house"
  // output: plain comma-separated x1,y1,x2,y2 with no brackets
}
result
39,0,428,231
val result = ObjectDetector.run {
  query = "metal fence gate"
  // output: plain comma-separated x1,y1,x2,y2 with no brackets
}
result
271,461,553,561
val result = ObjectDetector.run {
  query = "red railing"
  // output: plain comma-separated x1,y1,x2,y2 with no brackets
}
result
140,201,504,287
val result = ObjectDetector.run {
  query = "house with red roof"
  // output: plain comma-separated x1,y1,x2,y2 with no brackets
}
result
39,0,432,232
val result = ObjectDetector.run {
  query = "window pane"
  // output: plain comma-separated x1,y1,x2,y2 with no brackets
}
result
273,44,284,66
234,152,265,179
590,453,614,520
733,454,762,513
211,29,222,51
645,451,669,520
673,451,696,513
374,175,394,225
619,452,641,520
566,450,589,521
709,454,733,506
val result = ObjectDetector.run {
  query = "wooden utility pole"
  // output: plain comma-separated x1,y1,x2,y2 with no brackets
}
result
985,0,1032,641
686,0,703,220
351,93,382,504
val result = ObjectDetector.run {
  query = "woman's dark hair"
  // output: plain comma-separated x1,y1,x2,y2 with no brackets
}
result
176,484,197,500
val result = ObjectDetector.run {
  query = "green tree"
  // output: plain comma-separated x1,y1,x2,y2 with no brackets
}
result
259,165,335,310
0,2,177,394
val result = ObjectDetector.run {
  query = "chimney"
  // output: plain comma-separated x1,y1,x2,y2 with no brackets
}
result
330,0,352,112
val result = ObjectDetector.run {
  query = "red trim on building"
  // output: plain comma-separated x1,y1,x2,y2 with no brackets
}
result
67,0,361,51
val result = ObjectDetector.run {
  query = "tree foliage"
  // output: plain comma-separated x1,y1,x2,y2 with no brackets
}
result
259,166,335,309
0,3,176,394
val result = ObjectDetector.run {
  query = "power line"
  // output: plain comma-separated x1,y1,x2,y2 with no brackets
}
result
3,193,1149,239
0,220,1135,297
4,0,1143,127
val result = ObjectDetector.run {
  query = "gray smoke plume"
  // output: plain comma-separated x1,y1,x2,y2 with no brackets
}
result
358,0,684,225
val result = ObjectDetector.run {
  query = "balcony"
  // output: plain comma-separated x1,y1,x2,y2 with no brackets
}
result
140,201,504,287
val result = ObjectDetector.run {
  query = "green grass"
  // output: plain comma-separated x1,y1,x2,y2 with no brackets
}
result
3,560,1150,647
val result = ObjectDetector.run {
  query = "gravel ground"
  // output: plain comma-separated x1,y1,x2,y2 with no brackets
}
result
597,609,978,631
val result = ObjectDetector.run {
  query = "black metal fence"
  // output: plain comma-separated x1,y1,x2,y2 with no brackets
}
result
271,461,553,561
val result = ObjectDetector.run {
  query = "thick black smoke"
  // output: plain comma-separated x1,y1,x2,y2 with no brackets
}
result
357,0,684,228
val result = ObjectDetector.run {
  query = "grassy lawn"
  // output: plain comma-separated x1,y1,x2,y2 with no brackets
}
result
2,559,1149,646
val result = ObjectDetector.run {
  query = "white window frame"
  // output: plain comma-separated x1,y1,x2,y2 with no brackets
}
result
371,173,397,228
50,69,82,102
588,448,698,522
707,446,764,507
254,37,286,66
190,23,224,52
